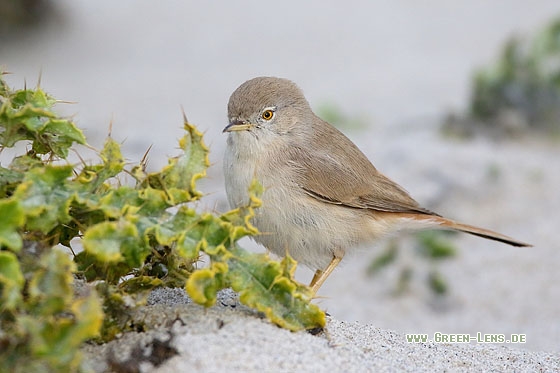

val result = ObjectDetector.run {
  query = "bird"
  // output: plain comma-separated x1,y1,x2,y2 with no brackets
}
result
222,77,531,294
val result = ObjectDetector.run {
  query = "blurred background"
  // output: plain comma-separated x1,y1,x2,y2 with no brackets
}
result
1,1,559,352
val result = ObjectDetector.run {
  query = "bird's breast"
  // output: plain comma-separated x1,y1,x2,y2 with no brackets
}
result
223,134,258,208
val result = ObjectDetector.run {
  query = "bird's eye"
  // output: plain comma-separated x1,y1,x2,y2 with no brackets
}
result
261,109,274,121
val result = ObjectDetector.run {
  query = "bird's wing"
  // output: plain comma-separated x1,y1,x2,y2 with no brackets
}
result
289,118,437,216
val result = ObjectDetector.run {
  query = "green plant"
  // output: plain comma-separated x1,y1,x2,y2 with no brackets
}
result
367,231,456,296
0,73,324,372
469,17,560,134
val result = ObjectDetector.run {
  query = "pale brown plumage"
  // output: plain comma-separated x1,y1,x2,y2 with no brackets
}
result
287,114,528,247
224,77,531,294
289,118,437,215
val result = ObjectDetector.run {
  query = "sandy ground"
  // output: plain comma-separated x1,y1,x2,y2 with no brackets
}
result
82,289,559,372
2,1,560,370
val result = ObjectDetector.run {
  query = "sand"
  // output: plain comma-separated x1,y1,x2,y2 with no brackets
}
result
82,288,559,372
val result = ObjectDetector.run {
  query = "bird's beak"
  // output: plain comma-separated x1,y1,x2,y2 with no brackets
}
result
223,120,253,133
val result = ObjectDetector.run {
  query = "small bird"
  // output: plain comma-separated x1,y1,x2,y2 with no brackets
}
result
223,77,531,294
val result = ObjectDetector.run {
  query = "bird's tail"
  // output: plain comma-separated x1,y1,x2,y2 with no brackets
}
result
384,212,532,247
432,216,531,247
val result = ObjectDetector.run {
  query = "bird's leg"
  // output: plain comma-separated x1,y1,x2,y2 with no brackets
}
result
309,254,343,294
310,269,324,288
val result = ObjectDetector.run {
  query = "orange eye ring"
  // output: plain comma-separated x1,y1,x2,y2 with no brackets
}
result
261,109,274,120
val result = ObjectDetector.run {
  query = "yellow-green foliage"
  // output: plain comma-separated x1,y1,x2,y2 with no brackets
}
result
0,73,325,372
